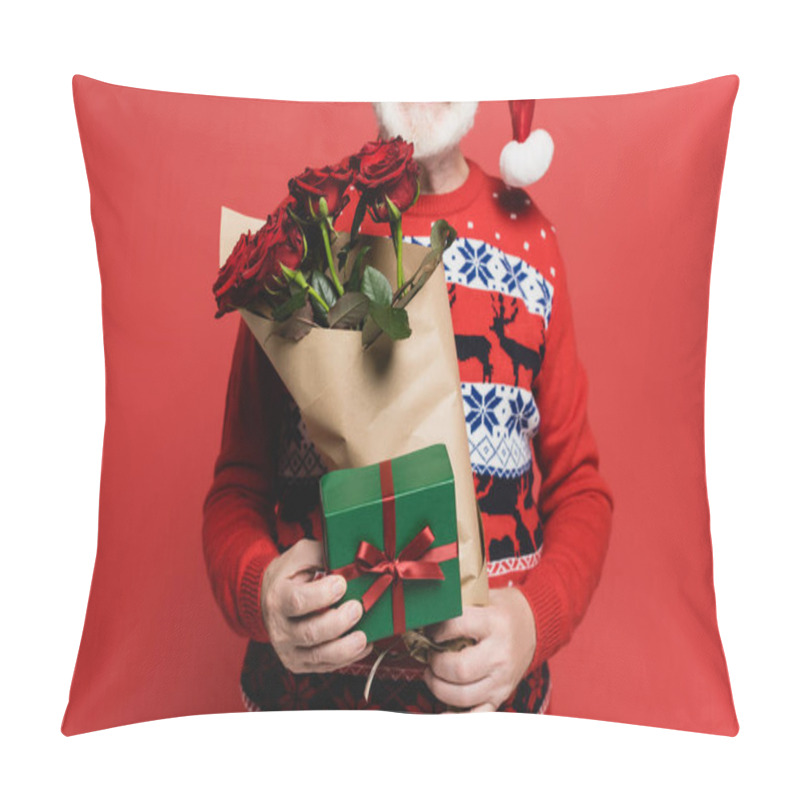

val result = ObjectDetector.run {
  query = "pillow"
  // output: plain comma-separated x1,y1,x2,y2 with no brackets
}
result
62,74,739,735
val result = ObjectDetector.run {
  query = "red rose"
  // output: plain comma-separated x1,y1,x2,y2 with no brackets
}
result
212,230,261,318
351,137,420,222
246,201,306,283
213,200,306,318
289,161,354,220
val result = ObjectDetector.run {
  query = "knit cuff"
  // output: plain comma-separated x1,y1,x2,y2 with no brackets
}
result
239,550,277,644
520,566,567,670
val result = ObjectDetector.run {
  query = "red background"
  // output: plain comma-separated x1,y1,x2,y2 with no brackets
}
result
63,75,738,735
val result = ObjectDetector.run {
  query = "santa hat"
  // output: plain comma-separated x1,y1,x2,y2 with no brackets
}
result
499,100,554,187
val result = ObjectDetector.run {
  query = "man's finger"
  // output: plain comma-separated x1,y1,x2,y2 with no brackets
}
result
299,630,373,672
428,639,493,685
423,668,493,709
427,608,489,644
288,599,363,647
279,574,347,618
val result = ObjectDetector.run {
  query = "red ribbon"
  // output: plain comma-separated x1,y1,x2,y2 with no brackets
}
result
333,459,458,636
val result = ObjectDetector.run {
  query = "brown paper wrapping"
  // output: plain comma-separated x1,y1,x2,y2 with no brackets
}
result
219,207,488,606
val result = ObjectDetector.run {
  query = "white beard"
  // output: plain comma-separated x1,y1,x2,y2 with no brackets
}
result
372,102,479,161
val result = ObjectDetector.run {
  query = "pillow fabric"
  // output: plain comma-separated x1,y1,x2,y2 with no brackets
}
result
62,75,739,735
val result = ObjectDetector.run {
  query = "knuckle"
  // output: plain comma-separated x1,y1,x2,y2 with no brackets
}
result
298,620,318,647
296,538,320,558
285,656,299,673
285,587,305,617
293,538,311,553
276,647,295,671
295,627,312,648
271,626,288,647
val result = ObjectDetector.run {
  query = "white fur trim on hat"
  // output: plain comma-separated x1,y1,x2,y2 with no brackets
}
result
500,129,554,188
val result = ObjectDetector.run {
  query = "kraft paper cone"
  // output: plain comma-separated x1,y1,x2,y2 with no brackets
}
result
219,207,488,606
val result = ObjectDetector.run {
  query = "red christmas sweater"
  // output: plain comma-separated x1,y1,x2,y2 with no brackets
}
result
202,159,613,713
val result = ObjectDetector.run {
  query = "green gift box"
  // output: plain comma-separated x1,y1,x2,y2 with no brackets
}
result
320,444,462,644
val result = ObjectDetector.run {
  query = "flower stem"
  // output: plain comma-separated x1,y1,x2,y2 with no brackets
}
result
287,268,330,312
320,221,344,296
307,285,330,312
392,218,404,291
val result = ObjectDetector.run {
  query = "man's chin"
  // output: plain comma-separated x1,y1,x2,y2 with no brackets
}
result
373,101,479,160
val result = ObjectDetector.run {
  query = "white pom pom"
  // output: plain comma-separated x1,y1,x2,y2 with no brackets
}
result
499,129,554,188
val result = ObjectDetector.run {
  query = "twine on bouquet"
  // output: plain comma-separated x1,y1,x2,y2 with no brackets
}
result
362,629,475,704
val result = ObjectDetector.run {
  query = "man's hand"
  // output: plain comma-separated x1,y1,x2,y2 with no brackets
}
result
260,538,372,674
423,587,537,712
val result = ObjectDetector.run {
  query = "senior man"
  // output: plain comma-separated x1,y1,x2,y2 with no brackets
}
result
203,101,612,714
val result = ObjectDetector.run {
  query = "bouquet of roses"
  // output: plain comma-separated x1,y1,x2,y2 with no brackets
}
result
213,137,454,347
214,137,489,663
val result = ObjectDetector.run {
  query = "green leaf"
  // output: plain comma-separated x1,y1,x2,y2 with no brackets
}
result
328,292,370,329
309,295,329,326
304,273,327,326
410,176,421,208
368,302,411,340
385,194,401,221
361,265,393,306
361,316,381,348
430,219,457,253
310,270,338,307
272,288,309,322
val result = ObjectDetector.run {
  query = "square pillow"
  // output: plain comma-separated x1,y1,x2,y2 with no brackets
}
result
62,75,738,735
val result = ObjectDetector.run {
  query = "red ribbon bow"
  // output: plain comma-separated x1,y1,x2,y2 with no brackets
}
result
333,460,458,636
